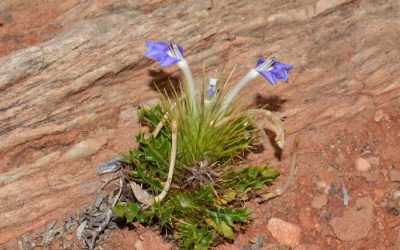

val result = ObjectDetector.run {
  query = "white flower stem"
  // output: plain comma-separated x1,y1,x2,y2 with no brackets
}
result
220,69,259,112
178,60,197,113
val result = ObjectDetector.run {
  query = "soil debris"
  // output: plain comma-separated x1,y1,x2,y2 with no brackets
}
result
243,236,265,250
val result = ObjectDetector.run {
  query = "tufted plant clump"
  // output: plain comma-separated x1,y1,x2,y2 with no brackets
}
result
112,41,293,249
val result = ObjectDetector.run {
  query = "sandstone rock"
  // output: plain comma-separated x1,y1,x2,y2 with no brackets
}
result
267,218,301,247
355,157,371,172
311,194,328,209
330,197,374,241
0,151,61,185
0,0,399,246
267,0,354,23
59,137,108,162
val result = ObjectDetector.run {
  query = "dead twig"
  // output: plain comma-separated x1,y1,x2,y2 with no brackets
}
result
152,112,169,138
100,176,119,190
151,96,182,138
257,134,300,202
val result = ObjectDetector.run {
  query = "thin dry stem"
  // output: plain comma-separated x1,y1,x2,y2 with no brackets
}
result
154,120,178,203
152,112,168,138
251,108,285,148
257,134,300,202
130,120,178,206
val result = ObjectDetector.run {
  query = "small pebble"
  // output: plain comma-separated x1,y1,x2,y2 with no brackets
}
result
373,109,385,122
393,191,400,199
356,157,371,172
267,218,301,247
374,189,385,198
361,149,372,156
328,183,337,196
342,186,349,207
96,157,122,175
311,194,328,209
317,181,327,189
389,207,400,216
323,212,332,221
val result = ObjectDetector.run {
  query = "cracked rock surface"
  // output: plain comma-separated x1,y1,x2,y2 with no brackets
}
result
1,0,400,248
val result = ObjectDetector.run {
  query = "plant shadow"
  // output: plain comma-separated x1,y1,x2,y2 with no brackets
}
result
247,94,287,160
264,129,283,160
146,69,182,96
245,129,283,161
252,94,287,112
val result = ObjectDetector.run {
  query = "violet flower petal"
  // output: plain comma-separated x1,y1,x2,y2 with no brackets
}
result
256,58,266,68
145,49,167,61
159,56,180,67
259,70,277,85
146,41,169,50
271,68,289,81
273,62,293,70
145,41,184,67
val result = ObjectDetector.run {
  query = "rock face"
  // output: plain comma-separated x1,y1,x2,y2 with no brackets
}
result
0,0,400,247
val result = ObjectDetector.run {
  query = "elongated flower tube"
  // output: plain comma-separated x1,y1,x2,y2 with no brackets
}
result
206,78,218,99
220,57,292,112
145,41,197,113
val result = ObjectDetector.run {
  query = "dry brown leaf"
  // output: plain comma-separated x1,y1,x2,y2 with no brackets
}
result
251,109,285,148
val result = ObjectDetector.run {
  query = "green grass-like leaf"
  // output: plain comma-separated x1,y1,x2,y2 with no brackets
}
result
221,165,280,192
205,208,251,239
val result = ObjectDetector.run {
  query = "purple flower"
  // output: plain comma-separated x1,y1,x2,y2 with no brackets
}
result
145,41,185,67
256,57,293,85
206,78,217,99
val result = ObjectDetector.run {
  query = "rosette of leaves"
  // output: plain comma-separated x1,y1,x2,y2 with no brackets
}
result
113,87,280,249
